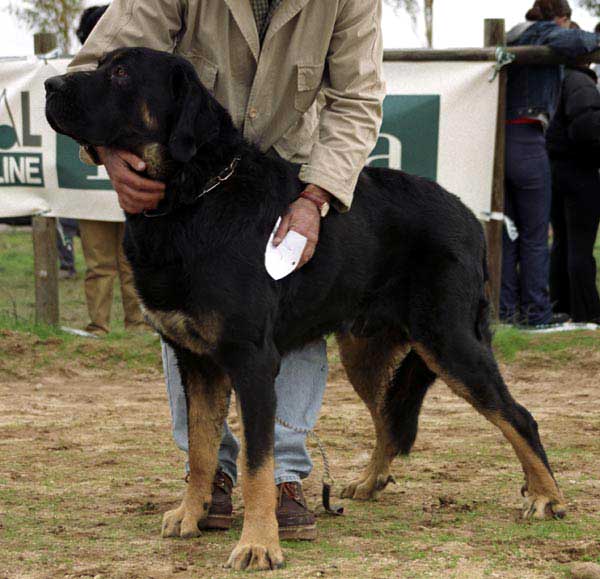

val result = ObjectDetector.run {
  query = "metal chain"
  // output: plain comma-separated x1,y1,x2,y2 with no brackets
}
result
275,416,344,515
275,416,333,485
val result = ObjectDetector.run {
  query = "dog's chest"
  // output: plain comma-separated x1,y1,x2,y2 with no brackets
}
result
143,307,222,355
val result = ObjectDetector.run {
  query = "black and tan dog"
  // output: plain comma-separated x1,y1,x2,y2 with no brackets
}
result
45,47,566,571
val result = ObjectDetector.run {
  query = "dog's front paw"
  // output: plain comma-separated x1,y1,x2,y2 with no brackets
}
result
161,503,205,538
341,473,395,501
226,542,284,571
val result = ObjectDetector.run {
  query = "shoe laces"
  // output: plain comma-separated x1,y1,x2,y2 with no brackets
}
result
278,482,302,507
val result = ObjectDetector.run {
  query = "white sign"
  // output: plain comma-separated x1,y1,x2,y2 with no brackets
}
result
0,58,498,222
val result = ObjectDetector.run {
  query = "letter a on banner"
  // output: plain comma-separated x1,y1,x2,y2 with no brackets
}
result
0,88,21,149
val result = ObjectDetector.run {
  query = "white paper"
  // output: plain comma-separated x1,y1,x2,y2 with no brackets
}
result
264,217,307,280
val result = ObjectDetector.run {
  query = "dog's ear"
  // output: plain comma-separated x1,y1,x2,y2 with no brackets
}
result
168,64,220,163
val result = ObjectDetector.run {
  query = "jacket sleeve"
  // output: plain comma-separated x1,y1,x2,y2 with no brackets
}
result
68,0,185,164
298,0,385,211
563,71,600,147
542,26,600,59
68,0,184,72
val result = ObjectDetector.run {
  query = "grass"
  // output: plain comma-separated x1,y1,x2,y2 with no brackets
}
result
1,226,599,374
1,226,600,579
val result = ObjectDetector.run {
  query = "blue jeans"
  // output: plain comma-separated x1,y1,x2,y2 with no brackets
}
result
501,124,553,325
162,339,328,485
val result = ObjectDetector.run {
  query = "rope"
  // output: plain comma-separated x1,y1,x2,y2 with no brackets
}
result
489,46,516,82
275,416,344,516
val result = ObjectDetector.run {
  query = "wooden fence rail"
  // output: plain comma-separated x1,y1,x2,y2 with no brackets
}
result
384,46,600,64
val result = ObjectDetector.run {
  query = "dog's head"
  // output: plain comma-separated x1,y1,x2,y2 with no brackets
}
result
45,47,223,177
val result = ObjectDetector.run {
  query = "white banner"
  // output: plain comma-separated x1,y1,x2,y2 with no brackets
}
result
0,58,498,222
0,58,123,222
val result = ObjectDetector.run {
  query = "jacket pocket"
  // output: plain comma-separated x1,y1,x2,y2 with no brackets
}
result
294,63,325,113
179,53,218,94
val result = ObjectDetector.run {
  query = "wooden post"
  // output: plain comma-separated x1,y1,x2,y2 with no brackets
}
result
32,216,59,325
33,32,57,55
484,19,507,319
32,32,59,326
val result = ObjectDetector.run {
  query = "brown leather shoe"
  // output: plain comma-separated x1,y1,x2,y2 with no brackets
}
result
201,468,233,530
277,482,317,540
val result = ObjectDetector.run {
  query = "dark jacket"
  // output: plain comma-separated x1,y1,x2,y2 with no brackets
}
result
547,67,600,168
506,21,600,122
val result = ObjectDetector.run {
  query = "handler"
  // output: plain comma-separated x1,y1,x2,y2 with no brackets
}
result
68,0,385,539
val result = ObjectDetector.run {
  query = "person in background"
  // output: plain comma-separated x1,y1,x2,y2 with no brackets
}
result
546,22,600,324
501,0,600,328
75,5,146,335
57,218,78,279
595,23,600,79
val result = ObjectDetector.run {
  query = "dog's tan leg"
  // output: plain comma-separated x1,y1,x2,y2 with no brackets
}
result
162,354,230,538
490,414,566,519
226,401,283,571
413,342,566,520
337,333,410,500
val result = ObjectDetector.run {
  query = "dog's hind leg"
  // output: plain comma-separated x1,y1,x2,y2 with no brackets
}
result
161,348,231,539
384,348,437,456
338,333,434,500
410,295,566,520
225,343,284,572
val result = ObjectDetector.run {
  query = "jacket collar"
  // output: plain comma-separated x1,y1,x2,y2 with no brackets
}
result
223,0,260,61
223,0,313,62
262,0,312,45
506,21,535,45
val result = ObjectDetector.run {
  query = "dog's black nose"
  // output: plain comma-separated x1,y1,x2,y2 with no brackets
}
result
45,75,67,94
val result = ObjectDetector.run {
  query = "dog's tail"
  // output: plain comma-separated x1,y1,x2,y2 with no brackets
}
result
383,350,436,455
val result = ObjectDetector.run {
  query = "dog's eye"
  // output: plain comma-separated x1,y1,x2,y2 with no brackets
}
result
112,66,128,79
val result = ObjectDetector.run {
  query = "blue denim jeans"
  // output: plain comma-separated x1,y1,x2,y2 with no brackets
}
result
501,124,553,325
162,339,328,485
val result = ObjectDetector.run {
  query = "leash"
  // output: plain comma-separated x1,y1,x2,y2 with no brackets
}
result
275,416,344,516
143,155,242,218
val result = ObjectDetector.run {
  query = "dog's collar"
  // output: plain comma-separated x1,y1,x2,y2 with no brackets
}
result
143,155,242,218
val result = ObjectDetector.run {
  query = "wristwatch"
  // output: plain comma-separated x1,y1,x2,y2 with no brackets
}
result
300,189,331,218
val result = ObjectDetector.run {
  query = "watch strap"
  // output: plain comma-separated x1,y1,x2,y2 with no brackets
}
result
300,189,330,217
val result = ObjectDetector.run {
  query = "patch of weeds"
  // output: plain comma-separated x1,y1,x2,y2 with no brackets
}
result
493,327,533,361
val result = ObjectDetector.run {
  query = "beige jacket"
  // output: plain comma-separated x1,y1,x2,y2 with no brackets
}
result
69,0,385,210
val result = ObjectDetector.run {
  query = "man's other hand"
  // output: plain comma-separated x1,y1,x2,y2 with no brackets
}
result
96,146,165,214
273,185,332,270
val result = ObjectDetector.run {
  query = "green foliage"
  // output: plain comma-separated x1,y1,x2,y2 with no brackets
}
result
577,0,600,18
7,0,84,55
385,0,420,20
384,0,434,47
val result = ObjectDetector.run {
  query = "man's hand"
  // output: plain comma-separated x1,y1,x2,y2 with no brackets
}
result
273,184,332,270
96,146,165,214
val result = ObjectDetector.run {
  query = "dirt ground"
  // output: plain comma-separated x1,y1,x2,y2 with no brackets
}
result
1,337,600,579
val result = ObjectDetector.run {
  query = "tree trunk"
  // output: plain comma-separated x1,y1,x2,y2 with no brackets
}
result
424,0,433,48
